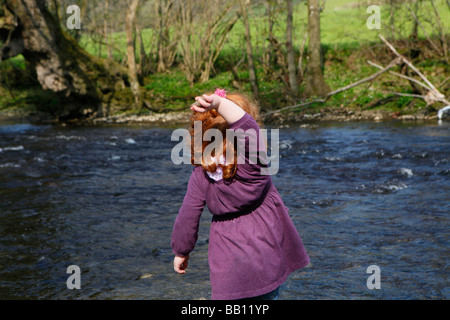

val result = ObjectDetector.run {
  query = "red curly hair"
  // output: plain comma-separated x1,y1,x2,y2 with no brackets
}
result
190,92,262,180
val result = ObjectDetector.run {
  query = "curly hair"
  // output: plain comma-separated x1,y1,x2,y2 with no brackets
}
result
190,92,262,180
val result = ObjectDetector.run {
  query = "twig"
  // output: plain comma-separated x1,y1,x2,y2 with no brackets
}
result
430,0,448,62
263,99,325,117
367,60,432,92
379,35,437,92
254,56,290,90
380,91,426,99
405,3,441,53
326,58,400,97
439,77,450,88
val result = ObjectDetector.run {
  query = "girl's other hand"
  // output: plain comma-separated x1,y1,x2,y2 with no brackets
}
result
174,255,189,274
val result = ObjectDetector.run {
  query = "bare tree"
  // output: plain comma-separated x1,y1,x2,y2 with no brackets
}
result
177,0,240,85
240,0,260,103
0,0,127,119
104,0,112,59
126,0,141,107
430,0,448,63
262,0,286,78
304,0,330,97
389,0,397,40
286,0,299,97
406,0,440,53
155,0,177,73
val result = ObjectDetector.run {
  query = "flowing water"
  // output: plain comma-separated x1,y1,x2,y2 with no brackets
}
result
0,119,448,300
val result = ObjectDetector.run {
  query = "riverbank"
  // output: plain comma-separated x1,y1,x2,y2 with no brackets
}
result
88,106,439,125
1,33,447,126
1,0,448,127
1,37,447,127
0,105,441,127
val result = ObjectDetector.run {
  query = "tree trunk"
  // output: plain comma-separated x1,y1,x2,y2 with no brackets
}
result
389,0,396,40
430,0,448,63
0,0,128,120
156,0,175,73
136,23,147,76
240,0,260,103
304,0,330,97
286,0,299,97
104,0,112,59
126,0,141,108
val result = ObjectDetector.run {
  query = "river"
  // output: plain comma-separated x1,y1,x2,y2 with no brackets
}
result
0,119,448,299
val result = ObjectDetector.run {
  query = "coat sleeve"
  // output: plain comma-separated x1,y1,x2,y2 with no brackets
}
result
171,167,206,257
228,112,270,180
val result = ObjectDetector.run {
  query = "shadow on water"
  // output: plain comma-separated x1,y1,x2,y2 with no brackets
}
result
0,119,448,299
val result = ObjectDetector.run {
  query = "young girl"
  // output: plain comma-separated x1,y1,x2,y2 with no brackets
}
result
171,89,310,300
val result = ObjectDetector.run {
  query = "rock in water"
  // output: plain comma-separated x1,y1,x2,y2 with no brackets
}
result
138,273,153,280
437,106,450,120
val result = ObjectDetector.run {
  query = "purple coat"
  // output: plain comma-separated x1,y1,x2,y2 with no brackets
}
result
171,113,310,300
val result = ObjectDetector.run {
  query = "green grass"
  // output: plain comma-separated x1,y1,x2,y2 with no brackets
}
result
79,0,449,59
143,70,235,111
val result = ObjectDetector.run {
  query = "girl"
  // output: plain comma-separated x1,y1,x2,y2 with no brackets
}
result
171,89,310,300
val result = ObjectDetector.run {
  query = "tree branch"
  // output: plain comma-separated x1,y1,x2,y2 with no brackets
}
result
379,35,438,92
380,91,426,99
263,99,326,117
379,34,450,105
262,58,401,118
326,58,401,97
367,60,432,92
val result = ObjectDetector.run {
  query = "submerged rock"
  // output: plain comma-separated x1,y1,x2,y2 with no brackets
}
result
137,273,153,280
437,106,450,120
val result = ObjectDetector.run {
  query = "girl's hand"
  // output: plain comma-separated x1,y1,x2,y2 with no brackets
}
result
174,255,189,274
190,94,221,113
191,92,245,124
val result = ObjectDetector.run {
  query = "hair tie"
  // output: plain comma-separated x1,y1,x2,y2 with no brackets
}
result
214,88,227,98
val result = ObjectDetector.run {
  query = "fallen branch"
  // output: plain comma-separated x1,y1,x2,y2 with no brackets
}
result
439,77,450,88
263,99,325,117
380,91,426,99
378,34,450,106
367,60,432,92
378,35,440,93
262,58,400,118
326,58,401,97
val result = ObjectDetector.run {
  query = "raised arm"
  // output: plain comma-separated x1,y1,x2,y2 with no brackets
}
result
191,93,245,125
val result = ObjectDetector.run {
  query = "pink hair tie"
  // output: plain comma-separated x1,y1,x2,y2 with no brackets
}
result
214,88,227,98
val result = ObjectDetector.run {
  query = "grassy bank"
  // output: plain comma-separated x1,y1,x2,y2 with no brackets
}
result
0,0,448,122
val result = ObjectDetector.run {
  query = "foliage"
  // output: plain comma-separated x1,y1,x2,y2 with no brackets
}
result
1,0,449,117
